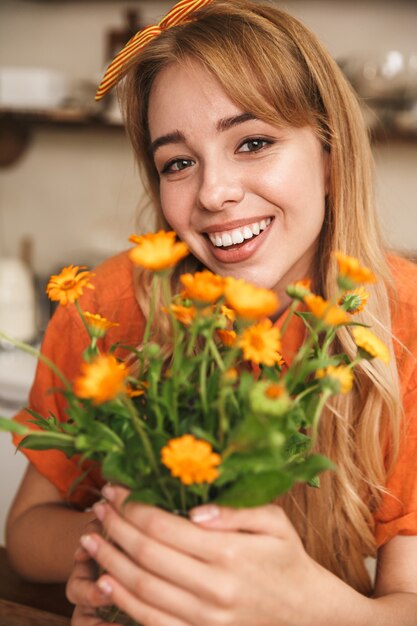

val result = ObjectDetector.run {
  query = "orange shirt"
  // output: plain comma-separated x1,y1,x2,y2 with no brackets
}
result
12,251,417,546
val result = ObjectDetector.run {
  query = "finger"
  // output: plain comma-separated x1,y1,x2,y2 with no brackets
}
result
67,560,112,608
101,486,228,561
80,534,203,624
74,546,92,562
93,501,218,598
189,503,297,539
71,604,122,626
95,575,194,626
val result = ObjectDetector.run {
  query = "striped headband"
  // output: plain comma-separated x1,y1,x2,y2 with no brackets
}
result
95,0,214,100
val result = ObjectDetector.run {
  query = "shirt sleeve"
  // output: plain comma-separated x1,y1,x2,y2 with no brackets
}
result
374,381,417,547
12,301,104,510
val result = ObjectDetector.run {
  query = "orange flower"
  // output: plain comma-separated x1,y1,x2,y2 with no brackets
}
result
221,305,236,323
224,368,238,381
265,383,286,399
224,278,279,320
352,327,390,364
216,329,237,347
126,387,145,398
84,312,119,338
316,365,354,394
161,434,221,485
74,354,128,405
180,271,225,303
338,287,369,315
335,252,376,287
304,294,350,326
168,304,196,326
286,278,312,300
239,319,282,366
129,231,189,271
46,265,94,305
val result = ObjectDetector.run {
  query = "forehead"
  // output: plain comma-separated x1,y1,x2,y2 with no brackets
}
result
147,61,244,139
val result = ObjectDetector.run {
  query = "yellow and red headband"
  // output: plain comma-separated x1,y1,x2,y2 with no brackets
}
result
95,0,214,101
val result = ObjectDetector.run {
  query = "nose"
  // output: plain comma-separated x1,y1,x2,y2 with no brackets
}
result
197,159,244,212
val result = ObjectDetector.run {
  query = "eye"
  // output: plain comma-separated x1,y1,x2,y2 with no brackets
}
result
161,158,194,174
237,138,271,153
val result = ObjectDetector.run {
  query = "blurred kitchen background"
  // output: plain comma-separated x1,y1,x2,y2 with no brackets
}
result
0,0,416,543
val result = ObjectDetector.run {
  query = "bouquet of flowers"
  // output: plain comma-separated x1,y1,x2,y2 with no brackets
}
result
0,232,388,514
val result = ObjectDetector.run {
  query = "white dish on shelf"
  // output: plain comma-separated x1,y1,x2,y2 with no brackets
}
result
0,67,69,109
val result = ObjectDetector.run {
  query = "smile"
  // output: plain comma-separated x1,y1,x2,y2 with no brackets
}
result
207,218,272,248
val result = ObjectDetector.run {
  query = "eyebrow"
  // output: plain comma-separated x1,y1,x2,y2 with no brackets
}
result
150,112,257,155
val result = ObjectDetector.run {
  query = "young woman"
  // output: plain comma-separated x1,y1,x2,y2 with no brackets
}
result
6,1,417,624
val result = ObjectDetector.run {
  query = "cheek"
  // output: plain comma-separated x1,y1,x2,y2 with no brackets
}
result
160,189,182,231
260,157,326,227
159,180,196,231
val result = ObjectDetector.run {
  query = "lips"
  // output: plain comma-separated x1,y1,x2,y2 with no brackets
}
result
208,218,272,247
203,216,274,264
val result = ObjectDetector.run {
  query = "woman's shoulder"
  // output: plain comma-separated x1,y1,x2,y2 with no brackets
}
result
90,249,136,300
74,249,139,313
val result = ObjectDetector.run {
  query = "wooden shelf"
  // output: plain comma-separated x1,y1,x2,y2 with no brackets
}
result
2,108,417,143
0,108,123,131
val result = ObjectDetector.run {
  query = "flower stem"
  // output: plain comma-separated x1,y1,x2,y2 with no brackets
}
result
75,300,92,340
199,341,210,418
180,483,186,511
143,275,160,347
0,331,71,390
208,339,225,371
280,300,299,337
124,397,174,508
310,389,332,449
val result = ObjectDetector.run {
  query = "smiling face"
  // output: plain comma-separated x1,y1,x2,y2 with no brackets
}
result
148,61,328,305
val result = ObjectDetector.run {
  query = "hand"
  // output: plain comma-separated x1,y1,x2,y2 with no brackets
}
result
67,516,116,626
78,486,338,626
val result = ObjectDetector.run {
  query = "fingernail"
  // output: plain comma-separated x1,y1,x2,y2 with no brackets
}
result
190,505,220,523
80,534,98,555
102,484,115,502
93,502,107,521
97,578,113,596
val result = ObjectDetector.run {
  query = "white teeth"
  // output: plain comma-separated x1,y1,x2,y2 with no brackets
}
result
231,229,244,245
221,232,233,247
208,218,272,247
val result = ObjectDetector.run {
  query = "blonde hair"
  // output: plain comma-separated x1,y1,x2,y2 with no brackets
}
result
119,0,402,594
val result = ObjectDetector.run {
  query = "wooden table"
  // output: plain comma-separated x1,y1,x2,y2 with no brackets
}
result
0,546,73,625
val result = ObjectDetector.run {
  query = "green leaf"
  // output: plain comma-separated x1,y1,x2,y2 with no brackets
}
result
101,452,137,488
284,431,311,457
67,467,93,499
215,471,293,507
127,488,167,507
290,454,335,483
294,311,318,335
222,450,285,477
89,421,125,450
189,426,219,448
26,410,61,432
19,432,76,456
0,417,29,436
